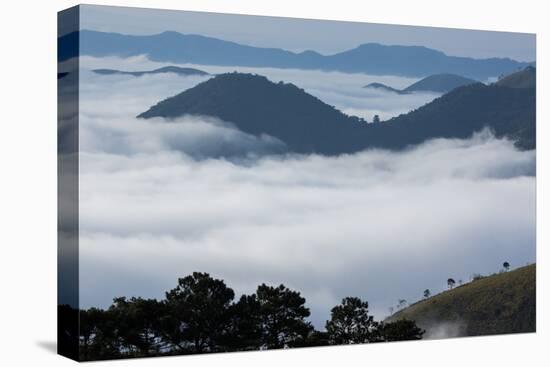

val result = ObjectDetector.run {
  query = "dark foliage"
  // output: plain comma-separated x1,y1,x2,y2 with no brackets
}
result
68,273,424,361
379,319,425,341
326,297,377,344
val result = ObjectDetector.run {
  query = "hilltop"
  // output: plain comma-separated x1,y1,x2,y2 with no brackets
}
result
93,66,209,77
386,264,536,337
364,73,478,94
403,73,477,93
495,66,536,89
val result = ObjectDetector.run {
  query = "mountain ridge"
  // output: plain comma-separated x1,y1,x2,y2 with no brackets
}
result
138,71,536,154
58,30,533,79
364,73,478,94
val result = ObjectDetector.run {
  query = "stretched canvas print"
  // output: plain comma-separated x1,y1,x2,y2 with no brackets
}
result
58,4,536,361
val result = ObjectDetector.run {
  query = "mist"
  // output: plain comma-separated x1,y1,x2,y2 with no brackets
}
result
74,58,536,329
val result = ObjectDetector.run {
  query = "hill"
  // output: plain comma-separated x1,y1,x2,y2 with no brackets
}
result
93,66,209,77
403,73,477,93
364,74,477,94
385,82,536,150
58,30,532,79
495,66,536,88
138,73,367,155
386,264,536,337
363,82,407,94
139,72,536,154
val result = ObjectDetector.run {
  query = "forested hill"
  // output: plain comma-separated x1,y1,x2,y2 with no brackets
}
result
386,264,536,337
384,81,536,150
139,72,536,155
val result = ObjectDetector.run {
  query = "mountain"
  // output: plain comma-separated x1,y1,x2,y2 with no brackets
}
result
403,73,477,93
138,73,367,155
386,264,536,337
385,82,536,150
495,66,536,88
58,30,532,79
363,82,407,94
93,66,209,77
364,74,477,94
139,72,536,154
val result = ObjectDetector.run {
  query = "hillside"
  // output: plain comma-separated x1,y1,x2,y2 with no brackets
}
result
364,74,478,94
139,72,536,154
403,73,477,93
58,30,532,79
495,66,536,88
138,73,367,155
384,82,536,150
93,66,209,77
387,264,536,337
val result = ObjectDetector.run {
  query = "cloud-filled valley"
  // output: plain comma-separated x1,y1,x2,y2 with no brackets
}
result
73,58,536,328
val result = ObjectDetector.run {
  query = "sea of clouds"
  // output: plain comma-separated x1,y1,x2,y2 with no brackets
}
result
72,58,536,328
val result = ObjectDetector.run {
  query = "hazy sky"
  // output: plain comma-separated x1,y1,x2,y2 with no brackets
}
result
78,4,536,61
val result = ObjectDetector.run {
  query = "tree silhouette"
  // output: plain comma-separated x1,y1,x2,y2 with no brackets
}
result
447,278,456,289
326,297,377,344
108,297,165,356
397,299,407,310
379,319,424,341
503,262,510,272
372,114,381,123
256,284,312,349
224,294,263,351
423,289,431,299
163,272,235,353
71,272,426,360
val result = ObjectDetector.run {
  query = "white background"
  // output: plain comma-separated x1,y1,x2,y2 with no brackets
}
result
0,0,547,365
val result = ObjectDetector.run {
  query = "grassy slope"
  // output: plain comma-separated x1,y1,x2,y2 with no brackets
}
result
387,264,536,337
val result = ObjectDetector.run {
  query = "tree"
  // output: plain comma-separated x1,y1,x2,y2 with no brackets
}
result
79,307,121,360
224,294,263,351
388,306,394,315
397,299,407,310
423,289,431,299
379,319,424,342
163,272,235,353
503,261,510,272
325,297,378,345
372,114,381,123
108,297,165,356
255,284,313,349
447,278,456,289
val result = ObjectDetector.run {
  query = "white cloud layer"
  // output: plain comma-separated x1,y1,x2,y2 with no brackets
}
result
75,59,536,328
79,55,440,121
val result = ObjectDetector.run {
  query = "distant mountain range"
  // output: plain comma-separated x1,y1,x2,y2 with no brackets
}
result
138,67,535,155
59,30,533,79
364,73,478,94
93,66,209,77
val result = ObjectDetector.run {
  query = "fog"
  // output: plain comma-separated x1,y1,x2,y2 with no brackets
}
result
79,55,440,121
75,59,536,328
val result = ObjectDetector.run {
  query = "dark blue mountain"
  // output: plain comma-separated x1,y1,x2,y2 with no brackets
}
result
93,66,209,77
403,73,477,93
364,74,477,94
59,30,532,79
138,72,535,155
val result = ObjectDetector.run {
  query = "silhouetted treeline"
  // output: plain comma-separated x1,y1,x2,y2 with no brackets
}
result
59,272,423,361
